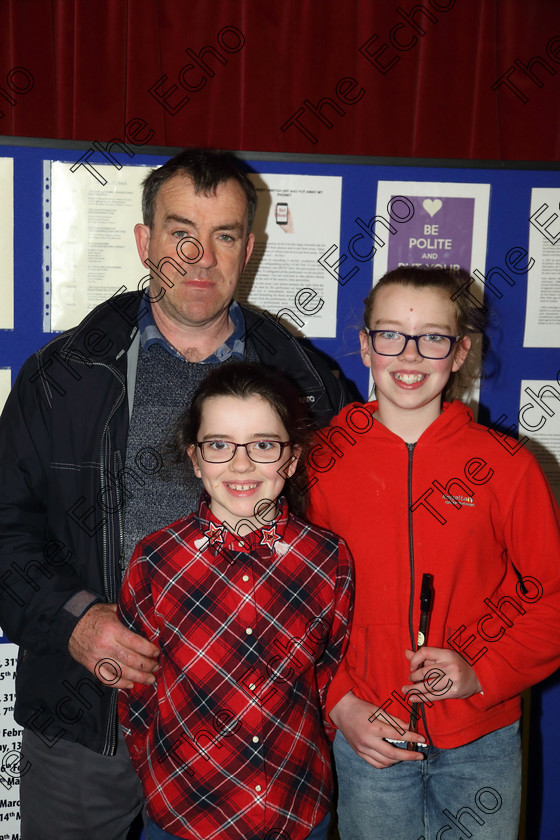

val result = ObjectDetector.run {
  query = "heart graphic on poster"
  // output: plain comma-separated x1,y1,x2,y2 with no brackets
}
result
423,199,442,217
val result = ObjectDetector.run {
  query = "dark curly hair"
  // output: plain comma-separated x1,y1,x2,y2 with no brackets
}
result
141,147,257,232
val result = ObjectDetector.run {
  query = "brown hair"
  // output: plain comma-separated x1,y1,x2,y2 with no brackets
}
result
363,266,487,402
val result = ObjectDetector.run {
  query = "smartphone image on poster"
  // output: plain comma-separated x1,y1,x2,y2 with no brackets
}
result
275,202,288,225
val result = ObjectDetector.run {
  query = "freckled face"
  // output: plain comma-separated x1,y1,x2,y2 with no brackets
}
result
134,175,255,329
359,284,471,420
188,396,299,532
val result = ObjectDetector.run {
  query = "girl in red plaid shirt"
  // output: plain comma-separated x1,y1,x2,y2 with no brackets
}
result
118,362,353,840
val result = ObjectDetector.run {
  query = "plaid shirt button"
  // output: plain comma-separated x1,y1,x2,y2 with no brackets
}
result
245,627,253,635
252,736,259,743
242,574,249,582
255,785,262,792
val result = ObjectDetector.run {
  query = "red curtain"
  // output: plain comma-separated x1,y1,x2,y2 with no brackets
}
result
0,0,559,161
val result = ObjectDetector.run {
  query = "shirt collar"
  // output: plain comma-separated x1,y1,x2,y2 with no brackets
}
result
195,493,289,558
138,297,246,364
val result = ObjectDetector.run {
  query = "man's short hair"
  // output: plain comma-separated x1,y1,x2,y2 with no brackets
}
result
141,148,257,232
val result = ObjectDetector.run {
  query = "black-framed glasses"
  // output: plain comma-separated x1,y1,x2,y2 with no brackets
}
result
195,440,292,464
366,330,460,359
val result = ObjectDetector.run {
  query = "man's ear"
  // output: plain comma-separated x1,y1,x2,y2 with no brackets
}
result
359,330,372,369
451,335,472,373
243,232,255,269
187,445,202,478
134,223,150,265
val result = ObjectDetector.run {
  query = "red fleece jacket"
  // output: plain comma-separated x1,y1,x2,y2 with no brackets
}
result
307,400,560,748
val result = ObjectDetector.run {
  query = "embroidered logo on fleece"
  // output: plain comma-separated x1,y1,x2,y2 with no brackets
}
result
441,494,475,507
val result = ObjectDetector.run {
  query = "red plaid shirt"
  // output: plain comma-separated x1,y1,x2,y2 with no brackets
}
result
118,495,353,840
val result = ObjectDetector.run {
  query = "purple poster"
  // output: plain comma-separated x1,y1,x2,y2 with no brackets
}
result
387,196,475,272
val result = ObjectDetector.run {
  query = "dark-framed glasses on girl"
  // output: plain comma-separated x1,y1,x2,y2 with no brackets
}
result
196,440,291,463
367,330,460,359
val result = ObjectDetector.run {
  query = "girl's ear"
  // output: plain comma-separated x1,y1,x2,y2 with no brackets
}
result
359,330,372,369
285,445,301,478
451,335,472,372
187,445,202,478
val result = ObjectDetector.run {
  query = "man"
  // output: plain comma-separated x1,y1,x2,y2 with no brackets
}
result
0,149,354,839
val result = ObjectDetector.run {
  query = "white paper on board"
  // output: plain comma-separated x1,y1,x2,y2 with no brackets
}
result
49,162,152,331
0,640,22,833
519,379,560,505
0,369,11,412
523,188,560,348
0,158,14,330
237,173,342,338
0,373,22,834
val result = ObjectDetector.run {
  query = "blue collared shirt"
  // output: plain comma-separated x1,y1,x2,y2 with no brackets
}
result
138,298,246,363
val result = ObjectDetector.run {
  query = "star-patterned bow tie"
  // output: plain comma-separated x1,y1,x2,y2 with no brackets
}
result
203,521,226,546
260,524,281,551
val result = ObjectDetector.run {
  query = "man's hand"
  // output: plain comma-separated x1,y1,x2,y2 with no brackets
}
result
329,691,425,768
68,603,159,689
402,647,482,701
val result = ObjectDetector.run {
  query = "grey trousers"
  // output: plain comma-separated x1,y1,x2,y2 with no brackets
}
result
20,725,144,840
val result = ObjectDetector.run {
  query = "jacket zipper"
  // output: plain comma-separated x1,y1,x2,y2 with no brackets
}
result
406,443,416,651
114,450,126,572
99,364,126,756
406,442,433,747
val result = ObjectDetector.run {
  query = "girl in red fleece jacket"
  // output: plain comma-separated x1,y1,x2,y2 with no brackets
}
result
307,266,560,840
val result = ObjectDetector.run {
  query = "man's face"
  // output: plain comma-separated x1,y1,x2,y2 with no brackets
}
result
134,174,255,329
